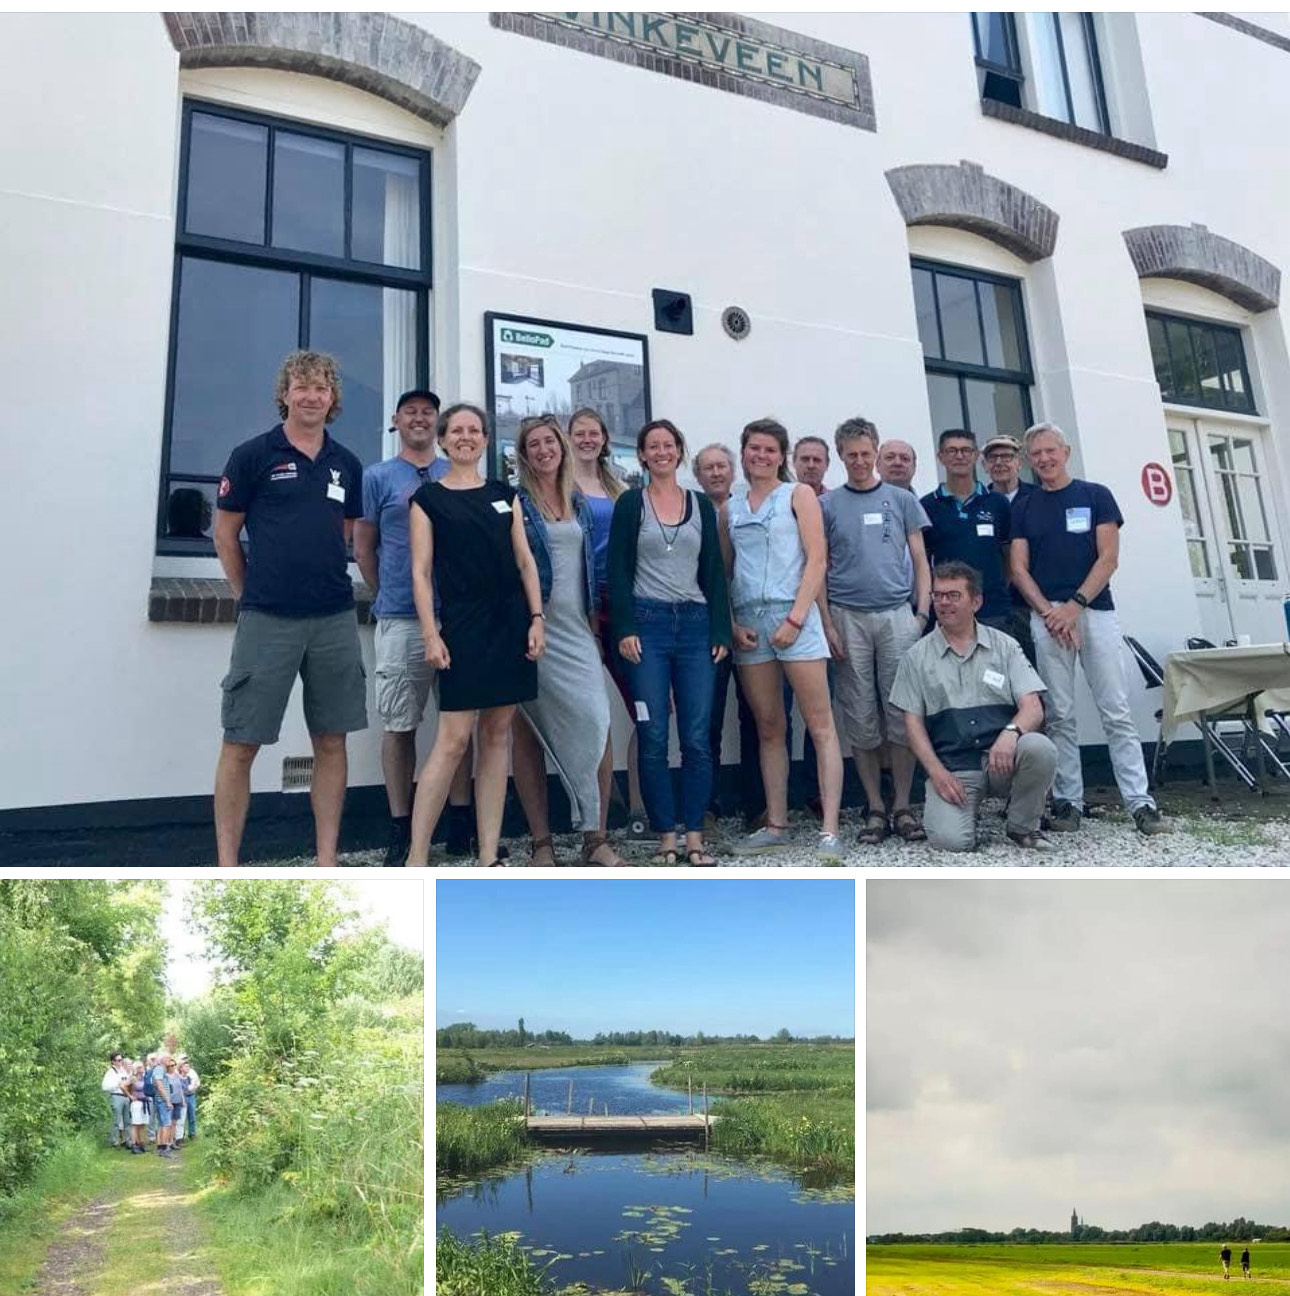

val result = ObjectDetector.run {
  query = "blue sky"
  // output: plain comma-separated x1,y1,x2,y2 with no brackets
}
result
436,879,854,1038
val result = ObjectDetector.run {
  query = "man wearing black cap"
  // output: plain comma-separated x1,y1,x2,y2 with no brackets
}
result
355,389,452,865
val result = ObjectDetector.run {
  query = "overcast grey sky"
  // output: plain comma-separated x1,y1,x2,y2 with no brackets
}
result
868,880,1290,1235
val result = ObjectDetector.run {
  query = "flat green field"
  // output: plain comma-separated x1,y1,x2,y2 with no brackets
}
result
867,1243,1290,1294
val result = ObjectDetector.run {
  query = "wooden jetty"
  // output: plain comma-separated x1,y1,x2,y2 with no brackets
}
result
524,1113,718,1143
520,1072,717,1145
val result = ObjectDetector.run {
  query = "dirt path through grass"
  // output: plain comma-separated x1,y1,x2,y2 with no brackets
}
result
30,1147,225,1296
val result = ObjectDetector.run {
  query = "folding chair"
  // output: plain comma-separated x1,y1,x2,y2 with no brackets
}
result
1123,634,1264,791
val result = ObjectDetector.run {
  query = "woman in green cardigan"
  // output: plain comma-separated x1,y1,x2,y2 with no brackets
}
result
607,419,732,865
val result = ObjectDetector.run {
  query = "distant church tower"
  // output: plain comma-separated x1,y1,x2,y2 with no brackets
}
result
1071,1208,1079,1237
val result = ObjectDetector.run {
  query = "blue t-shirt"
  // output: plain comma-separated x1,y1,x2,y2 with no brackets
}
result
1010,478,1123,611
361,455,449,618
217,425,364,617
920,483,1012,620
581,492,615,598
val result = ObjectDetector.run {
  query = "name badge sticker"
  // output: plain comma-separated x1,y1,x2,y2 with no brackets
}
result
492,500,512,514
326,483,346,503
863,512,884,526
982,669,1007,689
976,522,994,537
1065,507,1092,534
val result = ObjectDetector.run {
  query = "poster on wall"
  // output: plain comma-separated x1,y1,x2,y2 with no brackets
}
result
485,312,651,485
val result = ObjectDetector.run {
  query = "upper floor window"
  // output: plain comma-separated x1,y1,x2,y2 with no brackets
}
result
1146,311,1255,415
160,101,432,554
912,259,1034,443
973,13,1109,135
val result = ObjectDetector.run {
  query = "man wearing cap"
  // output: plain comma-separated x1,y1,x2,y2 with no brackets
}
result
213,350,366,867
354,389,450,865
1011,422,1169,836
982,433,1038,663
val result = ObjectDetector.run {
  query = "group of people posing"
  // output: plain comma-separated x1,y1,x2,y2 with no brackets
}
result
102,1048,199,1155
211,348,1169,865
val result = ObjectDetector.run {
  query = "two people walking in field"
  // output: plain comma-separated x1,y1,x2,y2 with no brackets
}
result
104,1049,199,1156
1220,1244,1252,1279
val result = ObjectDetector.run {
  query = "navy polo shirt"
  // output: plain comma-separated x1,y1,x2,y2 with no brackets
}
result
919,482,1011,620
1010,477,1123,611
218,425,363,617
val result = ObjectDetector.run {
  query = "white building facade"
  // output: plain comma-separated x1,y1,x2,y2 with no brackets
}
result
3,11,1288,827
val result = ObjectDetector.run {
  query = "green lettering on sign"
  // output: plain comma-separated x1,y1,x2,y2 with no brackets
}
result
673,21,699,54
734,40,759,72
641,14,667,45
765,50,792,82
606,12,635,37
798,60,824,91
499,328,555,349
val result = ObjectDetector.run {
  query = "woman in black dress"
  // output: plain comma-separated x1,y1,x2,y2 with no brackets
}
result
406,403,545,866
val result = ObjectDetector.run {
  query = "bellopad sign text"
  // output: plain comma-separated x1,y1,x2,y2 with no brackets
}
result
490,11,875,130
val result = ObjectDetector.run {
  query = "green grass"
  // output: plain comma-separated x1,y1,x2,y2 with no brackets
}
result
711,1092,854,1183
436,1230,549,1296
436,1101,528,1177
190,1138,422,1296
0,1135,117,1296
650,1043,855,1095
866,1242,1290,1295
436,1053,488,1084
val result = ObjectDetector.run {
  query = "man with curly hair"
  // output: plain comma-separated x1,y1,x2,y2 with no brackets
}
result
213,350,367,866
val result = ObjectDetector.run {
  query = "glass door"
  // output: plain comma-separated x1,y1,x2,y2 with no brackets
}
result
1168,419,1232,644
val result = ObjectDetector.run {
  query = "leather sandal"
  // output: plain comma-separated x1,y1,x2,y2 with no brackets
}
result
581,832,626,868
528,834,557,866
648,849,679,866
686,849,718,867
891,808,928,843
856,812,888,846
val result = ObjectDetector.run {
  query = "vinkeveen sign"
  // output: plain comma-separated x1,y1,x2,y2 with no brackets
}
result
491,11,876,130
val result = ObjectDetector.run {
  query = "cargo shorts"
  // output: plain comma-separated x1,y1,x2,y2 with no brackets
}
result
373,617,438,733
829,601,922,751
220,609,368,746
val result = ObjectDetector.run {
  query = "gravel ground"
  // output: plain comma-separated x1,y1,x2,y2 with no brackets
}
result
282,790,1290,868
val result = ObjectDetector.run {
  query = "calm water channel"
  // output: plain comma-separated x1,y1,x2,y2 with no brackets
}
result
437,1061,693,1115
438,1064,854,1294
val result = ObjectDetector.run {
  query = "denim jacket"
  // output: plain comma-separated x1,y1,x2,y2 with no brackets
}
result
517,488,598,615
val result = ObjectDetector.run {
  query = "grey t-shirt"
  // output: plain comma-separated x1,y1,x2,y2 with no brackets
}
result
821,481,929,610
634,489,706,604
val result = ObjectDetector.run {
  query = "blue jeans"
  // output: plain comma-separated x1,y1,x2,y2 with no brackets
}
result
185,1094,197,1138
629,599,716,834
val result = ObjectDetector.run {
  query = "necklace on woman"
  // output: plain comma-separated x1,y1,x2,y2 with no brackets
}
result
648,486,684,552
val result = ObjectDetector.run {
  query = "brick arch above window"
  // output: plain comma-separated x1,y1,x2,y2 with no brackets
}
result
1123,223,1280,313
162,12,481,128
884,160,1058,263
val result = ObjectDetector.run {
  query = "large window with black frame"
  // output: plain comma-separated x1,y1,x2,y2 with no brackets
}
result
1146,310,1257,416
912,258,1034,444
972,12,1110,135
159,101,432,553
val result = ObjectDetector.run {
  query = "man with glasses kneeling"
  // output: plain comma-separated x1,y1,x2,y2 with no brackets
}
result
890,561,1057,852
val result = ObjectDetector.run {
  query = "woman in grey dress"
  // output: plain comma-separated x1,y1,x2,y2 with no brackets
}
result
512,415,622,866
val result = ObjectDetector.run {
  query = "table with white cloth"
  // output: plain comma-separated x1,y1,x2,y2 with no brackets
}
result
1160,642,1290,790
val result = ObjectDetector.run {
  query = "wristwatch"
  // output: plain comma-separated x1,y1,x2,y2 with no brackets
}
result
1071,592,1089,608
1002,724,1021,736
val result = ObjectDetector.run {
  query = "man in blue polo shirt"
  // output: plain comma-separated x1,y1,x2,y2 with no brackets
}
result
354,389,453,866
213,350,367,867
1011,422,1169,837
920,429,1012,631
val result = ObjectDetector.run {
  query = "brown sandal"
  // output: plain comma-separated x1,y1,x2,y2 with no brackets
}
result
581,832,627,868
528,835,558,866
857,812,888,846
891,808,928,843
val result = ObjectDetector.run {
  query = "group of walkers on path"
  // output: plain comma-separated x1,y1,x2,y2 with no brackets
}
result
211,348,1171,865
1220,1244,1252,1279
102,1047,199,1157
